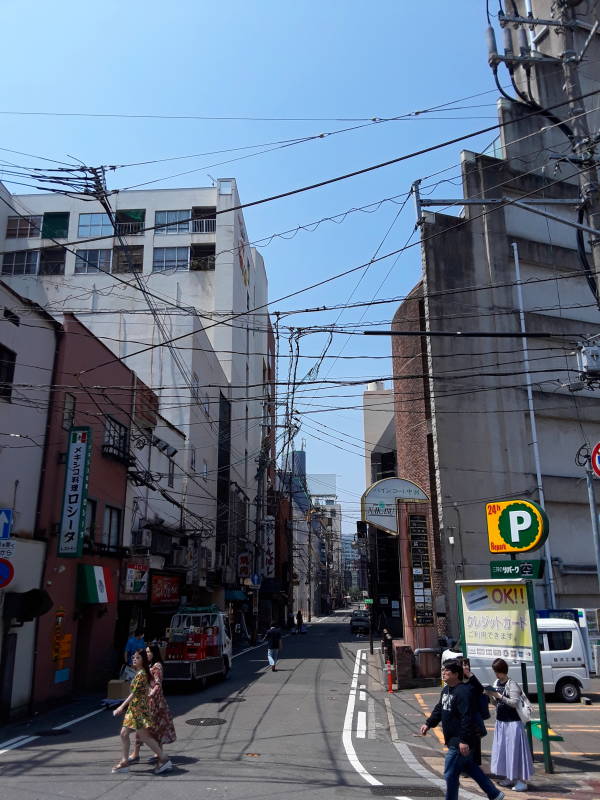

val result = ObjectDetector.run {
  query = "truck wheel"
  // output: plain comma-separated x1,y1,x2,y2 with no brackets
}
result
556,678,581,703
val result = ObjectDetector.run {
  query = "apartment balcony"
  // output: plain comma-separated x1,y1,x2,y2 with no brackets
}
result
115,221,145,236
191,218,216,234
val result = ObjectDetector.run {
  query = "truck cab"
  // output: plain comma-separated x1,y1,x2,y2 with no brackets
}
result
163,605,232,683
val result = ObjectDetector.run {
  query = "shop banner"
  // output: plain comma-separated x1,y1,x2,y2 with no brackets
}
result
58,428,92,557
459,581,533,662
150,573,182,606
120,558,150,600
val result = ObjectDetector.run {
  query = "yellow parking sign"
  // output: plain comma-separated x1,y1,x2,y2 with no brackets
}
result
486,499,549,554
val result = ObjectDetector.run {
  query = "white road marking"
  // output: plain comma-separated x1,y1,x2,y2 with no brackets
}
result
0,736,38,755
0,735,28,749
356,711,367,738
342,649,412,800
359,690,366,701
368,697,376,740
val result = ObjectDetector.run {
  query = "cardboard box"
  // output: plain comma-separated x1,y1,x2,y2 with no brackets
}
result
107,679,130,700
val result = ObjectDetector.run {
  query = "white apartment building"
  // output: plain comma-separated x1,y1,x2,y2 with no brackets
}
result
1,178,271,586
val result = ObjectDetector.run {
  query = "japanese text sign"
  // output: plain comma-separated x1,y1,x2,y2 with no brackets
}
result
460,581,533,662
58,428,92,558
486,499,549,554
150,573,182,606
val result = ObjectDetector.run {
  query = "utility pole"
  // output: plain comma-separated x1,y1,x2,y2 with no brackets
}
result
558,4,600,292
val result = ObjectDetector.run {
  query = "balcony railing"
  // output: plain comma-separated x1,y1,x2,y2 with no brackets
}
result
192,218,216,234
115,221,145,236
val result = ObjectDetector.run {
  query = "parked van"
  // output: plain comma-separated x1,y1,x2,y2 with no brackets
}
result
442,618,590,702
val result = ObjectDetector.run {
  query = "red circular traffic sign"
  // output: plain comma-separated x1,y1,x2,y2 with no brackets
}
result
0,558,14,588
592,442,600,479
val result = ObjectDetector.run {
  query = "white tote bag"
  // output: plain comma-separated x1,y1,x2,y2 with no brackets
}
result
512,679,533,724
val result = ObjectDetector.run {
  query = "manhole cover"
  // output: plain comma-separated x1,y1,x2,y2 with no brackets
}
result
370,788,443,797
36,729,71,736
185,718,226,727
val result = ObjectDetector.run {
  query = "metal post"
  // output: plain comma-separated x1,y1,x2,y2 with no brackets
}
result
526,580,553,774
368,526,374,655
512,243,556,608
585,469,600,591
559,4,600,293
512,554,534,756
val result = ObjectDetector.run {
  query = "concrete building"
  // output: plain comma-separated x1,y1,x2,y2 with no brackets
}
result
0,282,56,718
0,178,273,594
362,381,396,486
391,1,600,639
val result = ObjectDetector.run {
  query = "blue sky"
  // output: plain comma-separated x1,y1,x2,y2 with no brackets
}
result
1,1,501,536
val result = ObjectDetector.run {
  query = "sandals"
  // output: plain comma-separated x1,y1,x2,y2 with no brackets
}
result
127,755,140,764
111,762,129,773
154,759,173,775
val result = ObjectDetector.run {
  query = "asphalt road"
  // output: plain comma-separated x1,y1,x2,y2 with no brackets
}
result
0,611,598,800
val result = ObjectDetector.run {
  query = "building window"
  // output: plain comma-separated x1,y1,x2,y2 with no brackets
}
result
112,245,143,273
41,212,70,239
62,393,76,430
102,505,121,549
3,308,19,326
202,459,208,480
152,247,189,272
190,244,215,271
78,213,113,238
190,446,196,471
115,209,145,236
168,459,175,488
103,416,129,460
74,248,112,274
219,180,233,195
0,345,16,402
155,210,190,234
2,250,38,276
39,247,65,275
84,498,97,542
6,215,42,238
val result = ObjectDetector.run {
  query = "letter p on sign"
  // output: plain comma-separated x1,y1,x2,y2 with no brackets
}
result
508,510,531,543
486,499,549,554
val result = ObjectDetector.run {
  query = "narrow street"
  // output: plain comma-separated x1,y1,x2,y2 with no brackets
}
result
1,611,599,800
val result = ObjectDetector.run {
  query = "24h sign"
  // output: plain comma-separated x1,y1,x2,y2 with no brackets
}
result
486,499,549,555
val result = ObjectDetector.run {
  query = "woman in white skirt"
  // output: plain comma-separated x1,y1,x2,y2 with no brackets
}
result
487,657,533,792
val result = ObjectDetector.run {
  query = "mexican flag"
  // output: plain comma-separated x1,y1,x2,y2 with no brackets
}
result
77,564,115,604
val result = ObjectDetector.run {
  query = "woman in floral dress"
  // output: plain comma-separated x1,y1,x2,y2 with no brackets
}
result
112,649,172,775
130,644,176,762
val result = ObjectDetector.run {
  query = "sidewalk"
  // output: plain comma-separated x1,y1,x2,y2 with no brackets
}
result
384,666,600,800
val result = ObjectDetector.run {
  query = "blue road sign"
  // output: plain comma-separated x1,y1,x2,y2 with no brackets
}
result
0,509,13,540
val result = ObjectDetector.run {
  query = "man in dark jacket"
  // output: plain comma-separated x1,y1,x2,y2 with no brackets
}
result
420,661,504,800
263,622,282,671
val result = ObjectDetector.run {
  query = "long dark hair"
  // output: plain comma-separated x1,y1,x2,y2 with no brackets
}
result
134,648,152,682
147,643,164,666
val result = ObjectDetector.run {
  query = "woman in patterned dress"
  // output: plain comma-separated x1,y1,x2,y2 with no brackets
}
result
129,644,176,763
111,649,172,775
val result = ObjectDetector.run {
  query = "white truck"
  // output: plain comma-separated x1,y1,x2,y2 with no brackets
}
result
162,605,232,683
443,617,591,702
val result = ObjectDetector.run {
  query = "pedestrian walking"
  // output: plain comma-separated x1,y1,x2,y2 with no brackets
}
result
460,657,489,766
295,610,303,634
381,629,394,665
263,622,283,671
420,660,505,800
111,649,172,775
128,644,176,765
123,629,145,667
486,658,533,792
